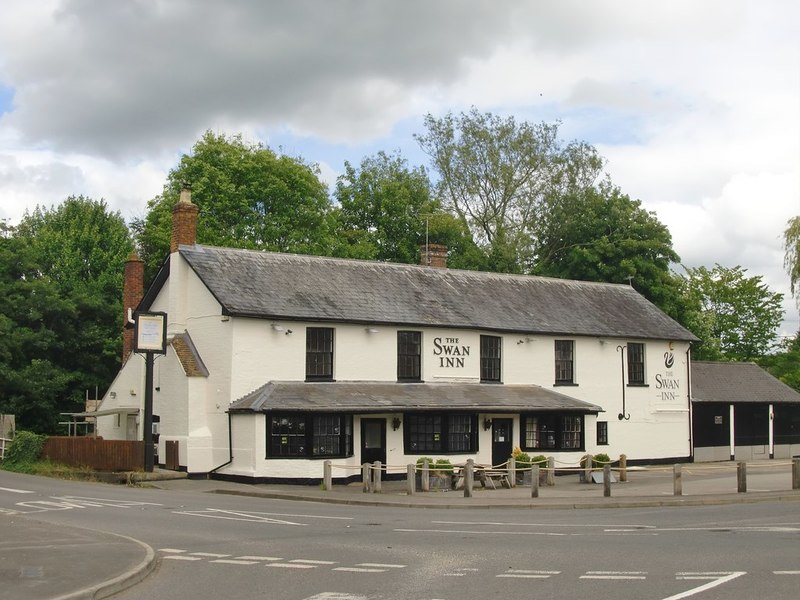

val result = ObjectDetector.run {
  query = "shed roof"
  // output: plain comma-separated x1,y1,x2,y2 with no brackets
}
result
177,245,697,341
691,361,800,405
229,381,603,414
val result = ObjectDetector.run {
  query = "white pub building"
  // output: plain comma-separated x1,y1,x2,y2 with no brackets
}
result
96,190,698,482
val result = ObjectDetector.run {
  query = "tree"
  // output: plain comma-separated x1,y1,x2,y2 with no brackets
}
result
415,108,603,273
0,199,133,432
333,151,437,263
332,151,485,269
758,333,800,392
532,180,682,313
679,264,784,361
132,131,335,278
785,216,800,307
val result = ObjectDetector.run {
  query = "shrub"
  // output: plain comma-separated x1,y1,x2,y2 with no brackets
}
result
416,457,434,470
2,431,46,467
592,453,611,468
530,455,547,466
512,451,531,469
434,458,453,475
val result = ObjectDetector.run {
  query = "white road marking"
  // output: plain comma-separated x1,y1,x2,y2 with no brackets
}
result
174,508,307,526
394,528,567,536
267,563,317,569
54,496,163,508
498,569,560,579
662,571,746,599
432,520,655,529
333,567,386,573
355,563,405,569
774,571,800,575
190,552,230,558
211,559,259,565
163,556,204,561
581,571,647,580
444,573,465,577
237,555,283,561
0,508,18,515
291,559,337,565
304,594,368,600
159,548,186,553
0,487,35,494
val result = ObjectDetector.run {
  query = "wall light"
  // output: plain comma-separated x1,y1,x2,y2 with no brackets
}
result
365,327,379,334
271,323,285,332
391,417,402,431
483,418,492,431
285,329,293,336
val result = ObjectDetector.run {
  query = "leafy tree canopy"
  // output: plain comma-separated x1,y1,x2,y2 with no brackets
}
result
757,333,800,392
785,216,800,308
132,131,335,278
0,199,133,432
332,150,485,269
532,179,682,313
679,264,784,361
415,108,603,273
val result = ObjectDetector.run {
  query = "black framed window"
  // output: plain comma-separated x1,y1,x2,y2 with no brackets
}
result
268,413,352,458
404,413,477,454
397,331,422,381
306,327,334,381
480,335,501,382
627,342,645,385
521,413,585,451
596,421,609,445
554,340,575,384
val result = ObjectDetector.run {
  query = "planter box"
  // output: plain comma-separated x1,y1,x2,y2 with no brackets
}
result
415,473,453,491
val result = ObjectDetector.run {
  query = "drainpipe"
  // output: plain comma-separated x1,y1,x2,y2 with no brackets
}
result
686,346,693,461
208,412,233,477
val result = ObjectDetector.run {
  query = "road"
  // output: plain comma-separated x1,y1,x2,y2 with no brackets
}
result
1,470,799,599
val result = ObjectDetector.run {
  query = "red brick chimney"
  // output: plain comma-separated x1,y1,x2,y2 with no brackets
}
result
419,243,448,268
122,252,144,362
170,184,199,252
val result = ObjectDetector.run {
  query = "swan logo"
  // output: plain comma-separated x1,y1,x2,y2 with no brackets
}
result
664,351,674,369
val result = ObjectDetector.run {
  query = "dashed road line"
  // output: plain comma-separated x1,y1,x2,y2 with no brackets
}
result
498,569,561,579
333,567,386,573
237,555,283,561
774,571,800,575
663,571,746,600
355,563,405,569
163,555,204,561
581,571,648,580
268,563,318,569
190,552,231,558
211,559,260,565
291,559,337,565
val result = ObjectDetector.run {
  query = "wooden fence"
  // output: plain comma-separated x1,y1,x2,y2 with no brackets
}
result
43,437,144,471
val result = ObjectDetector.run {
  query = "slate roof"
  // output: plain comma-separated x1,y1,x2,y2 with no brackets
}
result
229,381,603,414
178,244,697,341
691,361,800,405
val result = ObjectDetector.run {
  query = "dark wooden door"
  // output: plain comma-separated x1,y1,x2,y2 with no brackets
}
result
360,419,386,477
491,418,513,468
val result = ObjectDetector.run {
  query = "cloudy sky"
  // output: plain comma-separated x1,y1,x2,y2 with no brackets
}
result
1,0,798,335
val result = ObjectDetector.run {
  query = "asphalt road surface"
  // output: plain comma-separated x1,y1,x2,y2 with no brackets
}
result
1,471,798,599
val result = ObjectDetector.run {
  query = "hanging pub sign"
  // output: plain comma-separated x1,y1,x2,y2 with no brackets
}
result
134,312,167,354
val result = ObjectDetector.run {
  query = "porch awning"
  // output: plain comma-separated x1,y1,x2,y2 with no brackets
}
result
229,381,602,414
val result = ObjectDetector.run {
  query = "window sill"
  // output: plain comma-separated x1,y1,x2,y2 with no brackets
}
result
626,383,649,388
480,380,503,384
554,382,579,387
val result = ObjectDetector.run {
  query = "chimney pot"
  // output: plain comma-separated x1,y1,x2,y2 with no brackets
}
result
122,252,144,362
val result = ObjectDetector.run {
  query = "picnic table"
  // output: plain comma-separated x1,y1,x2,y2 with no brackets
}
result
451,464,511,490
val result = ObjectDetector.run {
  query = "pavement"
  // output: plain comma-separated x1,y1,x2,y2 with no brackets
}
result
2,460,798,599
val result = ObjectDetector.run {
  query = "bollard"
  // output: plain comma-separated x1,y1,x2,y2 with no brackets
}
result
673,464,682,496
509,457,517,488
406,464,415,495
362,463,371,493
582,454,593,484
546,456,555,486
793,458,800,490
464,458,474,498
531,465,539,498
619,454,627,483
323,460,332,491
603,464,611,497
372,461,382,494
737,461,747,493
421,459,430,492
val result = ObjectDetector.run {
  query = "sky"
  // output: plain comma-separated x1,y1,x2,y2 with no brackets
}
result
0,0,798,336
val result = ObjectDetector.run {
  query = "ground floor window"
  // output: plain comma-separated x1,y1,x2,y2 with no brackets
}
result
404,412,477,454
774,404,800,445
521,413,585,451
596,421,608,445
268,413,352,458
